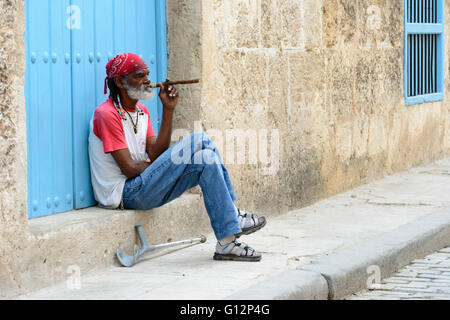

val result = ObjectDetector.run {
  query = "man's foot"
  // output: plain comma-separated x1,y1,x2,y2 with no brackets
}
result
214,238,261,262
235,209,266,238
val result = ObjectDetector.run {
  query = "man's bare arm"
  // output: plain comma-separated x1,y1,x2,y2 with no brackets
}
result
146,80,179,162
111,148,150,178
146,110,173,162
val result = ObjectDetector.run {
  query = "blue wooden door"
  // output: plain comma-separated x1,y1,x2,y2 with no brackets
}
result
25,0,167,219
25,0,74,218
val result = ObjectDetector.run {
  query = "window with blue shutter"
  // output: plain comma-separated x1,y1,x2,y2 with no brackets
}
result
404,0,444,106
25,0,168,219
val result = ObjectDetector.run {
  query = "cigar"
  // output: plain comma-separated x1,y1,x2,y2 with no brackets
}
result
149,79,200,89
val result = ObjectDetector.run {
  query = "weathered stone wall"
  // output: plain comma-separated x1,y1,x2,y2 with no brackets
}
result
0,0,29,297
168,0,449,217
167,0,202,133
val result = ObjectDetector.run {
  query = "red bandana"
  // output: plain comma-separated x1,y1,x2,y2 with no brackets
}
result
104,53,148,94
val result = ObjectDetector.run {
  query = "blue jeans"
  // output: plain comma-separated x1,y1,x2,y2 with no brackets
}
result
122,132,242,240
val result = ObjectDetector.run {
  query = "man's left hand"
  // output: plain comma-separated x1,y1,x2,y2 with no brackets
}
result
159,78,179,112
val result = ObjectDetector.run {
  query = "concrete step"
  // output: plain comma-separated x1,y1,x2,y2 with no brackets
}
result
24,193,210,293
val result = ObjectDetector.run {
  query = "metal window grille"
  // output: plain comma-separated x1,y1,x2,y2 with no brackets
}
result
404,0,444,106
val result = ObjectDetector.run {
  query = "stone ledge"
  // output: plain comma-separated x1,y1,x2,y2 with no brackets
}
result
28,193,210,243
20,193,210,294
27,207,134,237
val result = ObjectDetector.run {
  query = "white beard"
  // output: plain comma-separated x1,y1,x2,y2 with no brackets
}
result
124,82,156,101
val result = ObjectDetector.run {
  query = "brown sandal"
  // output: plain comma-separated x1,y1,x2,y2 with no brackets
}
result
214,240,262,262
235,209,267,237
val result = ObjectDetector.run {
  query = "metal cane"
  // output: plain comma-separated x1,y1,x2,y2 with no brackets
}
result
116,224,207,267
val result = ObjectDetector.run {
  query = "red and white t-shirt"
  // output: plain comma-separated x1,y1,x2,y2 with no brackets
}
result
88,97,156,208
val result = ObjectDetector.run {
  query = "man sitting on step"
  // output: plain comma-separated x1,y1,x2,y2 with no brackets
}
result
88,53,266,261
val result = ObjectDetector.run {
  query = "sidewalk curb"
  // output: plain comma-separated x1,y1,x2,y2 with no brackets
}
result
227,207,450,300
225,270,328,300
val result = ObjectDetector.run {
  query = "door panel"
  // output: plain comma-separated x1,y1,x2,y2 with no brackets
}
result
71,0,96,209
26,0,74,219
50,0,75,214
94,0,114,107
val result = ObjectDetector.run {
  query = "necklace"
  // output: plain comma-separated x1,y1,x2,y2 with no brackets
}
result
113,95,140,134
125,109,139,134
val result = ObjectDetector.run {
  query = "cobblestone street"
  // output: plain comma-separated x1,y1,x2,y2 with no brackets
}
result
346,247,450,300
